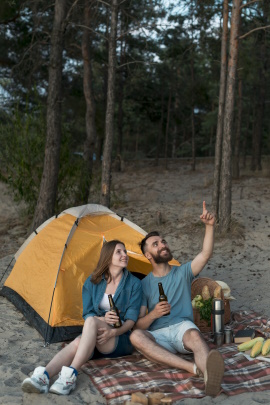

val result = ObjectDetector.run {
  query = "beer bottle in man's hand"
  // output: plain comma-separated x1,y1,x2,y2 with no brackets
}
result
158,282,170,316
108,294,122,328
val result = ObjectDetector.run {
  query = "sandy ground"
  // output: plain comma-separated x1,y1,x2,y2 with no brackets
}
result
0,157,270,404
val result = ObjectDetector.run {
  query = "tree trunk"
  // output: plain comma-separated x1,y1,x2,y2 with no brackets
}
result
164,87,172,170
31,0,67,231
155,87,164,166
117,15,125,159
242,106,250,169
190,45,196,171
219,0,241,232
172,90,179,159
212,0,229,218
78,0,97,203
97,7,110,162
191,106,196,171
250,95,257,170
209,103,215,157
117,76,123,158
135,132,139,160
232,78,242,179
250,6,267,172
100,0,118,207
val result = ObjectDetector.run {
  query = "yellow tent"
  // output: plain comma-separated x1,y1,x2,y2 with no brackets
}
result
2,204,179,343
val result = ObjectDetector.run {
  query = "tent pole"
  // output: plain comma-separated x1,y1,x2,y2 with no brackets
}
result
0,256,15,288
44,218,80,345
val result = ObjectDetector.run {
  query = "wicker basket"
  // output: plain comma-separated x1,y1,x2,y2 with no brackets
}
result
191,277,231,333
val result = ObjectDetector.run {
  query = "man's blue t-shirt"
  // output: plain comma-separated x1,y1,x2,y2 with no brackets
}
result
141,263,195,331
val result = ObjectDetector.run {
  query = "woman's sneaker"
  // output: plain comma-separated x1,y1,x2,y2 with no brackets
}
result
49,366,77,395
21,366,49,394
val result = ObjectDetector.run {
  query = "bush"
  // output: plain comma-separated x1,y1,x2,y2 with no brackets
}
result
0,100,82,214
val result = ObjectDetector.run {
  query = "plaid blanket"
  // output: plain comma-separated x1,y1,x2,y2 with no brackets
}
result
81,311,270,404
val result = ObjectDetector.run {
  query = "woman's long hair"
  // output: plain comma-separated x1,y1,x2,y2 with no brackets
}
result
91,240,126,284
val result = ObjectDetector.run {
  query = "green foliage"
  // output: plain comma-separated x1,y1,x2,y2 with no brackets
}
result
0,101,46,213
198,298,213,326
0,100,82,214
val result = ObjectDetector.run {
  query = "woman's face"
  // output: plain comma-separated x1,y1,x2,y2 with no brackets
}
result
111,243,129,269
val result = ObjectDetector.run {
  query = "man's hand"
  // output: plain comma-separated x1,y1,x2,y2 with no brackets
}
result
152,301,171,318
200,201,215,226
191,200,215,276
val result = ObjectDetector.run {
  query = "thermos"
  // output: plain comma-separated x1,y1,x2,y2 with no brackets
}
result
212,299,224,346
224,327,233,344
212,299,224,334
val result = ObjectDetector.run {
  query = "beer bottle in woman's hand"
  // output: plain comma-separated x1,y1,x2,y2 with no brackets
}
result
108,294,122,328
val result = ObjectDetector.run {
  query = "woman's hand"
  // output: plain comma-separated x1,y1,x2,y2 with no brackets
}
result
104,310,121,325
96,327,115,345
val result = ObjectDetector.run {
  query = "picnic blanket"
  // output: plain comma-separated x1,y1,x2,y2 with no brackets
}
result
81,311,270,404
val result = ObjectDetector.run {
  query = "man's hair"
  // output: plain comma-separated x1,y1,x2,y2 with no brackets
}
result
139,231,160,254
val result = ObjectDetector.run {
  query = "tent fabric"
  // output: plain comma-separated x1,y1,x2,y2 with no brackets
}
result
1,204,179,344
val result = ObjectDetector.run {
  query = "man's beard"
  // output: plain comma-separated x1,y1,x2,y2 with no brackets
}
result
152,248,173,264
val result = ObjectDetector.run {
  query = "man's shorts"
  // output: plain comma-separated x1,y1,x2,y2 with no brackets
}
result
89,331,133,360
148,320,199,354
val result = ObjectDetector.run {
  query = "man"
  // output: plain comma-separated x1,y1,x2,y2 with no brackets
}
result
130,201,225,397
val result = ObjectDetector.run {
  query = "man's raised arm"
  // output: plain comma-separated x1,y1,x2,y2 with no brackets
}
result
191,201,215,277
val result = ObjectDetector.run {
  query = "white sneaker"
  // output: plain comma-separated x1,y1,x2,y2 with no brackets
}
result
21,366,49,394
49,366,77,395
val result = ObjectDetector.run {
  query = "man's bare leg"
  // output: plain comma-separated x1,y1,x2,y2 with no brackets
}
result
183,329,224,396
130,329,194,374
182,329,209,373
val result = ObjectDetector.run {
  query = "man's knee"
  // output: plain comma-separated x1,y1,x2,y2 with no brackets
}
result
183,328,205,349
130,329,142,345
130,329,148,348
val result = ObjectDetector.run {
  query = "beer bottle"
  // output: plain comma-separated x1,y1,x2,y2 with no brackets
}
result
158,282,170,316
108,294,122,328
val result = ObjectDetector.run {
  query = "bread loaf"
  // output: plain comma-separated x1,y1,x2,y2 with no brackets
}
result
214,285,222,299
148,392,165,404
202,285,211,300
131,392,148,405
160,397,173,404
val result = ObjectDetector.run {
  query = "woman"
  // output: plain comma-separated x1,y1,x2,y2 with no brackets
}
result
21,240,142,395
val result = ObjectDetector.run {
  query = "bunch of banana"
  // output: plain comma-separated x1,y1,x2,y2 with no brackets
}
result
238,337,270,358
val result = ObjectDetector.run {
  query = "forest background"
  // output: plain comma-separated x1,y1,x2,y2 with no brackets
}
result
0,0,269,234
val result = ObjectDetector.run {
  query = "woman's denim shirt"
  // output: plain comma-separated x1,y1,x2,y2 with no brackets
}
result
82,268,142,323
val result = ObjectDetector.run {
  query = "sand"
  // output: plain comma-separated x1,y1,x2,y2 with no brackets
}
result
0,157,270,404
